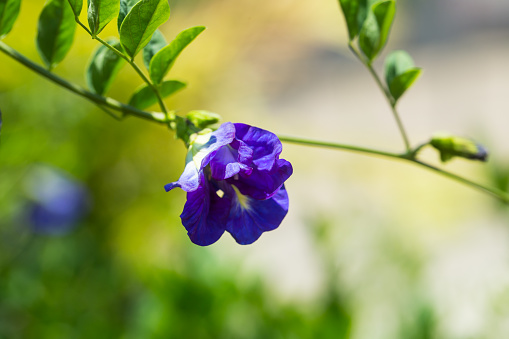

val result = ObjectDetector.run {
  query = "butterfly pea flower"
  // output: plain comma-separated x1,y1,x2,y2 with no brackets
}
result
165,122,293,246
23,165,90,235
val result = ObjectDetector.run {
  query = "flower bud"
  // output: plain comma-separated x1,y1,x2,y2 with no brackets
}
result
430,132,488,162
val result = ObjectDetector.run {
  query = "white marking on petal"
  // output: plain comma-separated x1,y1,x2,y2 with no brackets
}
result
216,189,224,198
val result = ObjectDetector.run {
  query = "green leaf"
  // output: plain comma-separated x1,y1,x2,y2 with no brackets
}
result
358,0,395,61
143,29,166,70
128,80,186,109
87,0,120,35
86,39,125,95
149,26,205,85
186,110,221,130
384,50,414,86
338,0,360,41
119,0,170,59
388,68,421,101
117,0,139,32
67,0,83,16
384,50,422,101
0,0,21,38
36,0,76,69
430,133,488,163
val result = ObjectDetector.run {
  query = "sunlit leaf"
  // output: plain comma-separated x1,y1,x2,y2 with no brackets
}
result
149,26,205,85
358,0,395,61
87,0,119,35
128,80,186,109
67,0,83,17
86,39,125,95
338,0,360,41
0,0,21,38
36,0,76,70
143,29,166,70
384,50,422,101
117,0,139,32
388,68,421,101
119,0,170,59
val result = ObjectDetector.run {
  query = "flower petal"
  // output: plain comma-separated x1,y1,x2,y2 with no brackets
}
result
226,185,289,245
164,160,199,192
228,159,293,200
233,123,283,171
209,145,252,181
199,122,236,170
180,174,231,246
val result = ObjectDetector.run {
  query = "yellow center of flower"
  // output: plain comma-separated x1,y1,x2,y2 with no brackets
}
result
232,185,250,210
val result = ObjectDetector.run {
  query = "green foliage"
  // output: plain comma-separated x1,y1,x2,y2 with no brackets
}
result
149,26,205,85
86,39,125,95
36,0,76,70
0,0,21,38
117,0,140,32
186,110,221,130
384,50,422,102
358,0,395,61
338,0,360,41
87,0,120,35
430,132,488,163
67,0,83,17
143,29,166,70
128,80,186,109
119,0,170,60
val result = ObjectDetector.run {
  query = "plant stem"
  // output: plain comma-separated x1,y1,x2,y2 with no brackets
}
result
348,42,411,152
279,133,509,205
277,134,403,159
0,41,167,124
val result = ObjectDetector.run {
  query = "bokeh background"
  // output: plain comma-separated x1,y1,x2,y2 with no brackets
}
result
1,0,509,338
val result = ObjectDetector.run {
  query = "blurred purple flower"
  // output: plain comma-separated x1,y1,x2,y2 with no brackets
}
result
24,165,90,235
166,122,293,246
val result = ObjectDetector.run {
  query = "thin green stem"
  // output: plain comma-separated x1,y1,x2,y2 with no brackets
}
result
279,134,509,205
92,36,169,115
278,134,403,159
412,160,509,204
348,42,411,152
0,41,167,123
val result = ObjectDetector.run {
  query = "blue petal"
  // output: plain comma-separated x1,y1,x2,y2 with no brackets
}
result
226,185,289,245
199,122,236,170
165,160,199,192
233,123,283,171
180,174,231,246
165,122,236,193
209,145,252,181
227,159,293,200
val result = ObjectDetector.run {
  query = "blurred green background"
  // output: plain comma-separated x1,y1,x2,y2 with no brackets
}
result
1,0,509,338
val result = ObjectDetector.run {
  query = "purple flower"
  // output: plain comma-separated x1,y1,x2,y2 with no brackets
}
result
165,122,293,246
24,165,90,235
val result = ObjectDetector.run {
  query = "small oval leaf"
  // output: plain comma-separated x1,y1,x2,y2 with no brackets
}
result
0,0,22,38
388,68,422,101
119,0,170,60
128,80,186,109
87,0,120,35
149,26,205,85
67,0,83,17
117,0,139,32
143,29,166,70
384,50,415,86
358,0,395,61
36,0,76,69
86,39,126,95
